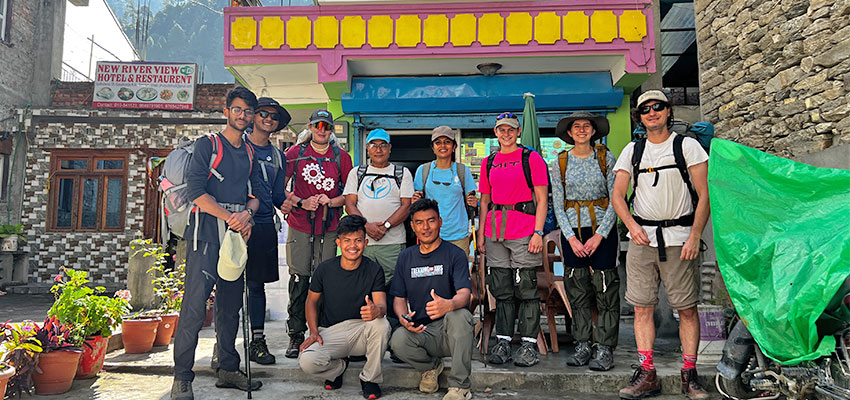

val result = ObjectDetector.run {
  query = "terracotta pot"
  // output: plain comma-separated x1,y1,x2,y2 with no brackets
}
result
75,335,110,379
121,317,161,354
32,349,83,395
0,364,16,399
153,314,179,346
203,305,214,327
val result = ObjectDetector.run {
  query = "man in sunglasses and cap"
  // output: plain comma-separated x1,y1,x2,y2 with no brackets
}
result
281,109,354,359
611,90,710,400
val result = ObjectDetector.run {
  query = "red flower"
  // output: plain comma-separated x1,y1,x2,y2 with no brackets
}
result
53,275,62,282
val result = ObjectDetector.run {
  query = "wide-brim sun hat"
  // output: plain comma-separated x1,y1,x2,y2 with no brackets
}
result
555,111,610,145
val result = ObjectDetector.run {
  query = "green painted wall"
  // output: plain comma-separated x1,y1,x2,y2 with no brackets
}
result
607,94,633,158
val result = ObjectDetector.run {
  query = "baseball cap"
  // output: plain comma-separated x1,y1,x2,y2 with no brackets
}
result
255,97,292,130
431,126,457,142
309,109,334,125
636,90,669,107
366,128,390,144
494,112,520,129
217,230,248,282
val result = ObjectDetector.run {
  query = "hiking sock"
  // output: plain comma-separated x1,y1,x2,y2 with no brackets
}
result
252,330,264,341
638,349,655,370
682,353,697,370
521,337,537,343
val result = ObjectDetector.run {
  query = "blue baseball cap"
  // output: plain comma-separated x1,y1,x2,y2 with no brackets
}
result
366,129,390,144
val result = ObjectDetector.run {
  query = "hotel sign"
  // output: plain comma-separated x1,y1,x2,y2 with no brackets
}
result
92,62,197,110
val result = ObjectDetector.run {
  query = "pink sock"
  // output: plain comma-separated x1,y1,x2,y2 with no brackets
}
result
638,349,654,370
683,354,697,370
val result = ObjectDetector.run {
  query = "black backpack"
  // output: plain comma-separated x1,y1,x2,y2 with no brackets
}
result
356,164,404,193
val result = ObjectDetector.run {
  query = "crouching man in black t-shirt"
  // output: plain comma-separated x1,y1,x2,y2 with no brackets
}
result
298,214,390,400
389,199,475,400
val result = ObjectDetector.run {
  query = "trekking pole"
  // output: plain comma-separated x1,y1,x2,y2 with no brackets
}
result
467,191,487,367
317,205,329,263
308,210,317,271
241,245,253,399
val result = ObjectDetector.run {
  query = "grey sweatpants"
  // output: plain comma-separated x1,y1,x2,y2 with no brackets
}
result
298,318,391,383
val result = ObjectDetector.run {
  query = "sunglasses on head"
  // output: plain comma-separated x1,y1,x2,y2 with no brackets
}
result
257,110,280,121
313,121,330,131
496,112,516,121
638,102,668,114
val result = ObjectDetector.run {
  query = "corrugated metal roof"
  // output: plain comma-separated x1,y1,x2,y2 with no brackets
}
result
661,3,696,75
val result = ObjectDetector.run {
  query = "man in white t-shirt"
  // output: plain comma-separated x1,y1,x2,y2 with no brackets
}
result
344,128,414,284
611,90,710,400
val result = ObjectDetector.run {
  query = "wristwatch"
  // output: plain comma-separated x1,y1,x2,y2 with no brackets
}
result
534,230,545,237
296,198,304,209
383,221,392,229
245,208,254,217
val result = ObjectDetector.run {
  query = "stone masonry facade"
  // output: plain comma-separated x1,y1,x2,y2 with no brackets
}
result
695,0,850,157
21,108,225,284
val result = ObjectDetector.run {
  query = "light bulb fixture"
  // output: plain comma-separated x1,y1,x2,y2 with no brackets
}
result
476,63,502,76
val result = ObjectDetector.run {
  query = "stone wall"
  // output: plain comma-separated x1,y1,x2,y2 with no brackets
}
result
695,0,850,157
21,109,225,284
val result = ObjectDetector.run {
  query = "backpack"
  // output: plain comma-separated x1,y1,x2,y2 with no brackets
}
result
291,142,344,195
420,161,467,198
557,144,610,238
485,145,534,200
356,164,404,193
159,133,255,240
244,133,283,184
632,120,714,155
485,146,557,235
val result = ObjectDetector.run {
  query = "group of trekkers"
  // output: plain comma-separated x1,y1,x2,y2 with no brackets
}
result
169,86,711,400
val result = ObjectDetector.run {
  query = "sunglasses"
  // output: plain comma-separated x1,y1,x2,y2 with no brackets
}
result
368,142,390,150
432,179,452,187
257,110,280,121
229,106,255,117
313,121,330,131
496,112,516,120
637,103,668,114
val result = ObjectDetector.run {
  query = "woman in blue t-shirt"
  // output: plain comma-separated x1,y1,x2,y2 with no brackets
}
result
411,126,477,253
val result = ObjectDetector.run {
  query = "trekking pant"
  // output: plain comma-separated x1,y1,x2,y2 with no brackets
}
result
487,266,540,339
390,309,475,389
173,240,244,381
363,244,405,283
564,267,621,347
299,318,391,383
286,227,337,335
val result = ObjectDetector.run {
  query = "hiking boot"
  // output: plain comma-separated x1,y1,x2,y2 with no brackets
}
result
513,341,540,367
285,332,304,359
442,387,473,400
170,379,193,400
619,365,661,399
249,337,276,365
588,344,615,371
419,360,444,393
566,341,592,367
488,339,512,364
210,342,219,370
215,369,263,392
360,379,382,399
681,368,709,400
324,358,349,390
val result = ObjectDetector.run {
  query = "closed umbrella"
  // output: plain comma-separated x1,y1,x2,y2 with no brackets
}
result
521,92,541,152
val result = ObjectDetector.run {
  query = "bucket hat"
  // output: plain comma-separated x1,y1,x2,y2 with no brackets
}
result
555,112,610,145
218,229,248,282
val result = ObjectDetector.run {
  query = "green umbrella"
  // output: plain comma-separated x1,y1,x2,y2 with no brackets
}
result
521,92,541,152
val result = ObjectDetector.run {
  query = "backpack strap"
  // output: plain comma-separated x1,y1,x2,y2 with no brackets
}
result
421,162,432,198
672,135,698,209
332,145,343,195
485,152,497,192
627,138,648,205
356,164,369,190
595,144,608,179
393,165,404,187
521,146,533,190
207,133,224,182
558,150,568,186
456,162,466,193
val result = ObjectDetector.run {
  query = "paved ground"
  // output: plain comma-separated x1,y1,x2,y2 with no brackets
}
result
0,292,53,321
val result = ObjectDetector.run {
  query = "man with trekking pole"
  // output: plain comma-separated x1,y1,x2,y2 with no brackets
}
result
281,109,353,359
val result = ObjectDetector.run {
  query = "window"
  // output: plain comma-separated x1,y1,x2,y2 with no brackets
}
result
0,154,9,201
0,0,10,43
48,151,128,232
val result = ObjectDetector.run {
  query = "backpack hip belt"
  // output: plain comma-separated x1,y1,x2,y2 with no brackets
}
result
217,202,246,213
489,200,535,242
632,213,694,262
565,198,609,241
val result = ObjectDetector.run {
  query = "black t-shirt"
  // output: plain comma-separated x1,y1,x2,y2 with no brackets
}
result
244,138,286,224
389,241,471,326
309,256,386,328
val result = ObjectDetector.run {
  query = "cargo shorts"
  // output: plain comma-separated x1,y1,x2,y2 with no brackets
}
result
624,242,700,310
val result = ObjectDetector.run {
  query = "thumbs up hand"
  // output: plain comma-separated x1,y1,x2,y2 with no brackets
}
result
425,289,452,320
360,295,379,321
280,192,295,214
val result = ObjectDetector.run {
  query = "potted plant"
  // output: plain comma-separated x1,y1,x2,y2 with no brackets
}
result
47,267,131,379
0,362,15,399
0,223,25,252
30,316,83,395
1,320,41,398
132,238,185,346
120,311,161,354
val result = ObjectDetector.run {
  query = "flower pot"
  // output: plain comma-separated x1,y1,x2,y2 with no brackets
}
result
121,317,161,354
32,349,83,395
75,335,110,379
0,364,16,399
153,314,179,346
203,305,214,327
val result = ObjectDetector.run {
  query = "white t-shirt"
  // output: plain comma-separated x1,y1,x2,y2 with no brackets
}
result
343,163,414,245
613,133,709,247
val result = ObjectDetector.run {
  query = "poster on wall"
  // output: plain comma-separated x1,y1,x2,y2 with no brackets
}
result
92,62,197,110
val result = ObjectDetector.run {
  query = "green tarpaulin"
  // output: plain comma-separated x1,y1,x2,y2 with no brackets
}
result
709,139,850,364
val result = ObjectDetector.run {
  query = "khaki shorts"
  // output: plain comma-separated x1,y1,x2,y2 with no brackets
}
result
448,236,471,256
485,235,542,269
624,242,699,310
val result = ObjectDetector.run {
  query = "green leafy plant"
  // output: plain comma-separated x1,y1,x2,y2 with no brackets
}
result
47,268,131,346
1,320,42,397
0,223,25,241
131,237,185,314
